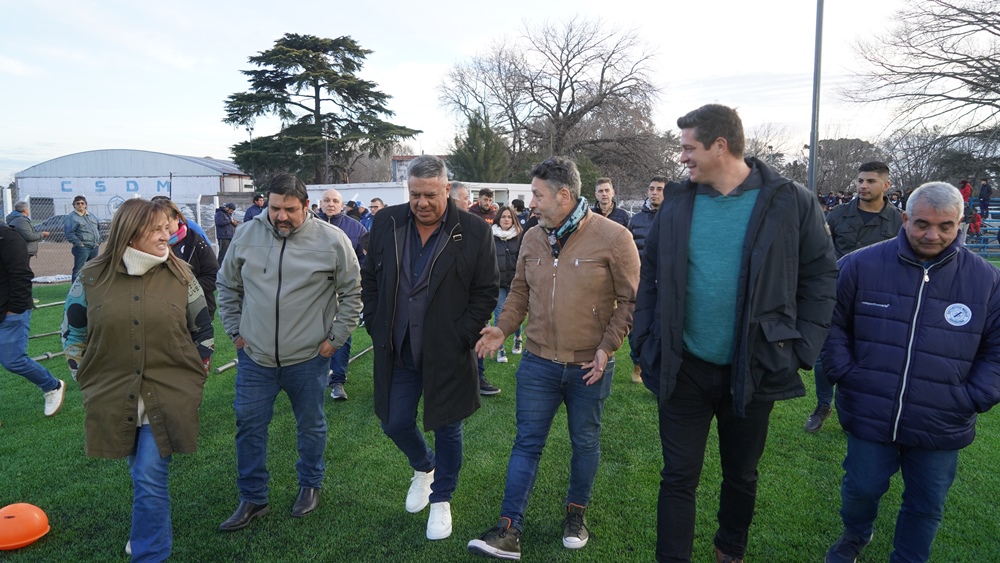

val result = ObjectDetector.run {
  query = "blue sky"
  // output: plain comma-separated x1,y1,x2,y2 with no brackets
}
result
0,0,905,184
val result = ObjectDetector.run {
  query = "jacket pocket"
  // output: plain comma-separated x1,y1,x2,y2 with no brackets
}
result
751,318,802,392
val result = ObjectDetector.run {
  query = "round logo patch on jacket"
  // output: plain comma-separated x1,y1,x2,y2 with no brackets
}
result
944,303,972,326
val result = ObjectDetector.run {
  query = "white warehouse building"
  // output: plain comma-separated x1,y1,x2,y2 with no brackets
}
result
14,149,252,221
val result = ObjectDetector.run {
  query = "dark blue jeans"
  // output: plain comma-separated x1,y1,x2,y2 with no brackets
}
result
499,350,614,531
380,343,463,503
837,433,958,562
0,310,60,393
233,349,329,504
328,335,352,385
71,244,99,281
813,355,834,408
656,353,774,562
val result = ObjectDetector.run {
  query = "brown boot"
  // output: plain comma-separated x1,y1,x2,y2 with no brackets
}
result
631,364,643,383
715,546,744,563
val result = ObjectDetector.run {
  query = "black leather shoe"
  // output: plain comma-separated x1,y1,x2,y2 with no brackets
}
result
219,501,269,531
291,487,320,517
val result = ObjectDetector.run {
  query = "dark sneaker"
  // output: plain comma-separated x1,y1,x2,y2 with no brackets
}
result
330,383,348,400
480,377,501,396
804,405,833,433
562,503,589,549
512,338,522,355
468,517,521,560
825,532,872,563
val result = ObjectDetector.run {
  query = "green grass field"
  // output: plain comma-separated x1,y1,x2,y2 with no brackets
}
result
3,283,999,561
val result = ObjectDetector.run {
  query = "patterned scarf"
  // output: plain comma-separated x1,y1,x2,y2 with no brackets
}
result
545,197,588,257
169,223,188,246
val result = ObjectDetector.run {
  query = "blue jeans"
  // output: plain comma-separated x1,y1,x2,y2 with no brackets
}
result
128,425,172,563
380,342,463,503
328,335,352,385
234,349,329,504
500,350,614,530
71,244,99,281
814,355,834,408
838,433,959,562
494,287,521,338
0,310,60,393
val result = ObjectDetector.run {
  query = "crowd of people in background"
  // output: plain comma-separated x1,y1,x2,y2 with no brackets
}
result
6,102,1000,563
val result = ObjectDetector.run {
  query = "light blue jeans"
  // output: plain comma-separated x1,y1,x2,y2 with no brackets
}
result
127,424,172,563
0,310,60,393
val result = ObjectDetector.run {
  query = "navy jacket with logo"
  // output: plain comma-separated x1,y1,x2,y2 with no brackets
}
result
822,231,1000,450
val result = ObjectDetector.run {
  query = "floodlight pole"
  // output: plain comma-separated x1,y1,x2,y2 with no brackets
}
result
807,0,825,194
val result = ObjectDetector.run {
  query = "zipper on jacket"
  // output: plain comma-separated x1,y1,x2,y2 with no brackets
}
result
892,264,931,441
274,238,287,368
551,257,559,361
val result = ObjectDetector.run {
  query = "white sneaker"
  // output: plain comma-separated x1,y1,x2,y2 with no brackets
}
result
497,349,508,363
43,380,65,417
406,469,434,513
125,540,131,555
426,501,452,540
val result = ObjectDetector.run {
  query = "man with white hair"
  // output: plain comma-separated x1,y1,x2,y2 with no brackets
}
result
823,182,1000,562
317,188,368,400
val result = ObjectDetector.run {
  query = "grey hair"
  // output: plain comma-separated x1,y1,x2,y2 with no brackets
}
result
450,181,468,201
905,182,964,219
530,156,581,200
13,201,28,213
408,155,448,181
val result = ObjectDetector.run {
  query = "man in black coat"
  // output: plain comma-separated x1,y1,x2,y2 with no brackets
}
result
631,104,837,562
361,155,498,542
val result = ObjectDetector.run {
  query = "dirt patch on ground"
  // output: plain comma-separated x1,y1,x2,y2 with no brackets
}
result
30,241,94,279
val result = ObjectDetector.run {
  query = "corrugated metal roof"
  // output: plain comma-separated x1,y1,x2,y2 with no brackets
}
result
15,149,246,178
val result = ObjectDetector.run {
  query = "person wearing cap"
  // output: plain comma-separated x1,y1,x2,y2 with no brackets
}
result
63,195,103,281
215,202,239,264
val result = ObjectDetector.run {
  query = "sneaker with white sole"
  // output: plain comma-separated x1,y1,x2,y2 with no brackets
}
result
426,501,452,540
329,382,348,400
512,338,522,355
496,348,508,363
562,503,589,549
125,540,131,555
43,380,65,417
406,469,434,513
468,517,521,560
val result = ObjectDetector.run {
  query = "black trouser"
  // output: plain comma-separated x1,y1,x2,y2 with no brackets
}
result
656,353,774,562
217,238,232,264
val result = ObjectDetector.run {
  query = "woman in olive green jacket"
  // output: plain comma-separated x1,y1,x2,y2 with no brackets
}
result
63,198,214,562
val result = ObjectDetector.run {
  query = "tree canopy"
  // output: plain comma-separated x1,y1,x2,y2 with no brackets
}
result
224,33,419,183
440,17,669,195
449,113,510,182
847,0,999,136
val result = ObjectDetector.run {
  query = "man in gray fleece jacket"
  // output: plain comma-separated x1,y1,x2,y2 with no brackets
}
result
216,173,362,530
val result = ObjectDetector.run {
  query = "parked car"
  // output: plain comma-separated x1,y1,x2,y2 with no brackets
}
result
33,215,112,243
